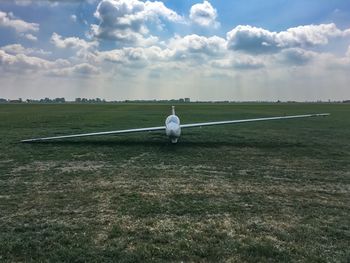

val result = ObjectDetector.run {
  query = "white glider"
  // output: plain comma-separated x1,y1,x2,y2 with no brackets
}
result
21,106,330,144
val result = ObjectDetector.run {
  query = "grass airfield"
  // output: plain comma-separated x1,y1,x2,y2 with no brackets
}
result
0,103,349,262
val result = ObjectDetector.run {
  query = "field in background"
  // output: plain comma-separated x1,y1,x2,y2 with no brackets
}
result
0,103,349,262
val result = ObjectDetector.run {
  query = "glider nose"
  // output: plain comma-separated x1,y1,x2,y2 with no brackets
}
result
168,126,177,137
166,123,181,138
169,128,177,137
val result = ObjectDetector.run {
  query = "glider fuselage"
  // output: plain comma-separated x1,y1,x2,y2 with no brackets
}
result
165,114,181,143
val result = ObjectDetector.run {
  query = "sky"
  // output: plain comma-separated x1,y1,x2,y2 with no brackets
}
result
0,0,350,101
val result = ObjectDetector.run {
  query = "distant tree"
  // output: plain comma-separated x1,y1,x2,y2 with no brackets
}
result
54,98,65,103
42,97,51,103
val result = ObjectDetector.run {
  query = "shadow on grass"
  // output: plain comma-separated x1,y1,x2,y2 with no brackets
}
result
21,137,305,149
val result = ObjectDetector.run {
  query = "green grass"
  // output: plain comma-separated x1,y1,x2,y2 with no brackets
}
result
0,103,349,262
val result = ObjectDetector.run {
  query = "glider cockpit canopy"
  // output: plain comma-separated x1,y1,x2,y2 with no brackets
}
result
166,115,180,125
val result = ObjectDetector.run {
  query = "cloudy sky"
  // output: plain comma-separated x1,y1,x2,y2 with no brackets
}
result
0,0,350,101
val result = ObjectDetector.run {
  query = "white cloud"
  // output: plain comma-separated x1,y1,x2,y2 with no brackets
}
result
14,0,32,6
70,14,77,23
95,47,162,68
50,32,98,50
0,49,69,72
190,1,219,28
277,48,316,65
278,24,343,47
94,34,227,68
1,44,51,56
14,0,98,7
50,63,100,77
227,23,346,54
95,49,127,63
168,34,226,60
24,33,38,41
1,44,27,55
143,1,183,23
91,0,183,45
347,46,350,57
212,56,265,70
0,45,99,78
90,24,159,46
322,46,350,70
0,10,39,33
227,25,278,53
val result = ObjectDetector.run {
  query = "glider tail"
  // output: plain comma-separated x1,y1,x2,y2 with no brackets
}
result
172,106,175,115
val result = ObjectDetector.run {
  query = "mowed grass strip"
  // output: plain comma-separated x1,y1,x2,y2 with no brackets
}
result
0,103,349,262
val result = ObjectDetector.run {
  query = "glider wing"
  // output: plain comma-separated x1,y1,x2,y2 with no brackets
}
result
180,113,330,129
21,126,165,142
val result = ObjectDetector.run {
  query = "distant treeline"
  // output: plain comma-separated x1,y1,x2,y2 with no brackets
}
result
0,98,191,103
0,98,349,104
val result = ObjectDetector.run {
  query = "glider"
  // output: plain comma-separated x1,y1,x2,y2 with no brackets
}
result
21,106,329,144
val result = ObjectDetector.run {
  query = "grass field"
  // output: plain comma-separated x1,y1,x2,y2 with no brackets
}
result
0,103,349,262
